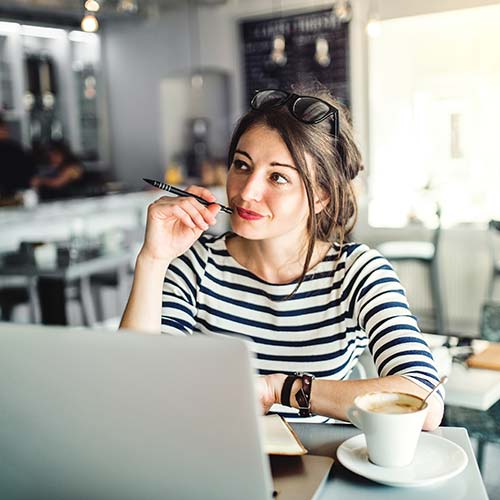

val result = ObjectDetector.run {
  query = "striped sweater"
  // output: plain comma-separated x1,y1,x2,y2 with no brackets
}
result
161,233,443,422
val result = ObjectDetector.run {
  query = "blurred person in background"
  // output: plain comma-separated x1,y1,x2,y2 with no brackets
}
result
0,113,35,200
31,139,84,200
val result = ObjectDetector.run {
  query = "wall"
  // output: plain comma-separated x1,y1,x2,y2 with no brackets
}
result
101,8,191,190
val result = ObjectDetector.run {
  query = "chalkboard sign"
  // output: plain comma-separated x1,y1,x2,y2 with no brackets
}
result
240,9,350,108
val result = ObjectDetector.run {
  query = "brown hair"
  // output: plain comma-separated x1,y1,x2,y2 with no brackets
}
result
227,85,364,294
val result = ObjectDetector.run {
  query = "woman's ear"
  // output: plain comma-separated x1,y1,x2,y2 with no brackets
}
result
313,189,330,215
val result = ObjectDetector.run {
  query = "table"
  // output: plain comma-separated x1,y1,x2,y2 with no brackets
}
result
290,423,487,499
445,399,500,472
0,191,152,253
0,250,132,325
431,336,500,471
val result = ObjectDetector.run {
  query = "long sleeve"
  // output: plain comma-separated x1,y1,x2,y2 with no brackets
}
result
348,246,444,400
161,239,208,335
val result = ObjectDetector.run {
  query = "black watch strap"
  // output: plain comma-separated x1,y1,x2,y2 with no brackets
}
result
280,374,299,407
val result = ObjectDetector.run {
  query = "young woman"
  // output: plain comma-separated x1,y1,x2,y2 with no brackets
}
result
120,88,444,430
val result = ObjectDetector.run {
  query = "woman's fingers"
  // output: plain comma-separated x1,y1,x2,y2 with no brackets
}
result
151,195,218,228
185,185,217,203
173,198,216,229
170,205,197,229
172,203,208,231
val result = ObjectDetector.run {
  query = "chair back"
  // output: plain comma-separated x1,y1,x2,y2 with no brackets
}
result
480,302,500,342
489,219,500,265
431,205,442,257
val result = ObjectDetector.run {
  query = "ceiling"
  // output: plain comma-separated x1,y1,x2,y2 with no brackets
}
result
0,0,227,27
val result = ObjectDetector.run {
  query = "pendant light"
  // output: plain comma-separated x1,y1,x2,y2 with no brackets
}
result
366,0,381,38
314,37,330,67
269,0,287,67
81,14,99,33
84,0,100,12
81,0,99,33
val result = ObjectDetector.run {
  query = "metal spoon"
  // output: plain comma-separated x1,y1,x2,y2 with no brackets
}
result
419,375,448,410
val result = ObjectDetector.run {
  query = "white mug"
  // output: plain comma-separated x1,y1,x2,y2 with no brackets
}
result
347,391,428,468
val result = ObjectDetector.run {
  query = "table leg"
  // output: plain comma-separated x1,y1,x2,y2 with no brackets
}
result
27,277,39,323
80,276,97,326
37,278,68,325
117,263,129,306
476,439,486,472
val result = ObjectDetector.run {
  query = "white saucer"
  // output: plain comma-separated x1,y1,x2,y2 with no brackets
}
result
337,433,468,488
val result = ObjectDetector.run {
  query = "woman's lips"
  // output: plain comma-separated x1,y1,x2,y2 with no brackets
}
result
236,207,265,221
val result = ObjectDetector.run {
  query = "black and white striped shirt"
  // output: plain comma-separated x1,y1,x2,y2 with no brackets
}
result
161,233,443,422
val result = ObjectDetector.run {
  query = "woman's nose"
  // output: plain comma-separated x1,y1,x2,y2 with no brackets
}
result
239,173,264,202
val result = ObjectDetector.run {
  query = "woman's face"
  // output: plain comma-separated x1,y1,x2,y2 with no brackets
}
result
227,125,315,243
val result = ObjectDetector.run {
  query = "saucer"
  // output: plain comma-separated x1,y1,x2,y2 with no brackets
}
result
337,433,468,487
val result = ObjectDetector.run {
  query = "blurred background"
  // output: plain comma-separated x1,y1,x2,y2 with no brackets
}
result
0,0,499,335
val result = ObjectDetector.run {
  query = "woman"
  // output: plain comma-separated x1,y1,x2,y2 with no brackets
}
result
31,139,83,199
120,88,444,430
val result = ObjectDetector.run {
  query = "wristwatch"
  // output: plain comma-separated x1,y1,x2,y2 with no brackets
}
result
280,372,315,417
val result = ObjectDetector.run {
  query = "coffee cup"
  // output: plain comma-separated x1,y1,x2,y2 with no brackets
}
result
347,391,428,468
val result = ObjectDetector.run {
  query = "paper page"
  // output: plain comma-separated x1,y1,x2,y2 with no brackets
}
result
261,414,307,455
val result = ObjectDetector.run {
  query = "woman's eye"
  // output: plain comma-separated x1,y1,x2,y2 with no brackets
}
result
270,172,289,184
233,159,249,171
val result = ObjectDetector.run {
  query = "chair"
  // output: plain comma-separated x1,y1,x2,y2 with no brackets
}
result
0,242,101,326
376,212,444,335
89,230,140,323
479,302,500,342
0,285,31,322
0,243,39,323
487,220,500,300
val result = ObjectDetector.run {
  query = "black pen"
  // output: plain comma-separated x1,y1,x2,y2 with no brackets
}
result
143,178,233,214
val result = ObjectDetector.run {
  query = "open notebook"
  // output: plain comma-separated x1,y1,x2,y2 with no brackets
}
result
262,415,307,455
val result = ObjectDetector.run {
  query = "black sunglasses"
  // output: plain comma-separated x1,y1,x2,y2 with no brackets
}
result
250,89,340,139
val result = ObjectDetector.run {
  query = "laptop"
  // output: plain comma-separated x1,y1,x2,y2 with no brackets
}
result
0,323,332,500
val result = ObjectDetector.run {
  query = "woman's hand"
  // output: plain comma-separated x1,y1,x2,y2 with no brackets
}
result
139,186,221,263
255,374,286,414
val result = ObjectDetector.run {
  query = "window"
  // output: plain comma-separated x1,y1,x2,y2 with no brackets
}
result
368,5,500,228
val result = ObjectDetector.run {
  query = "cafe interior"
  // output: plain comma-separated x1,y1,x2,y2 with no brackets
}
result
0,0,500,498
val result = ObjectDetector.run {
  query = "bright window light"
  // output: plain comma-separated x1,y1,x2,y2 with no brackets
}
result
368,5,500,228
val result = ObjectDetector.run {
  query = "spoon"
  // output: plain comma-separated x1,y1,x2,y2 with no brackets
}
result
420,375,448,410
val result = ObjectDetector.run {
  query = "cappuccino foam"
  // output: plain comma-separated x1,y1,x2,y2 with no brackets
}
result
367,401,420,414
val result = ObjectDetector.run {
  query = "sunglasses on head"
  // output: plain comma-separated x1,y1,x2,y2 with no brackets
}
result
250,89,340,139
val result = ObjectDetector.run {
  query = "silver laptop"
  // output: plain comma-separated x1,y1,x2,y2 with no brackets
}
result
0,324,332,500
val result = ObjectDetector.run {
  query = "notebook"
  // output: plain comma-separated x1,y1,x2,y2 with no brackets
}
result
445,360,500,410
0,323,332,500
467,343,500,371
261,414,307,455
